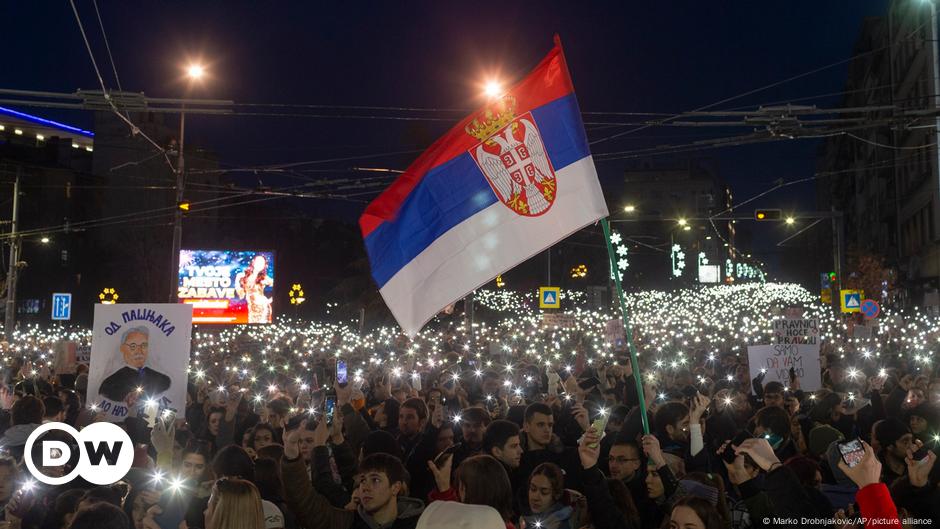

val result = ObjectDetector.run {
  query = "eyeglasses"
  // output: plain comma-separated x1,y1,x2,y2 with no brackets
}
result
123,342,149,352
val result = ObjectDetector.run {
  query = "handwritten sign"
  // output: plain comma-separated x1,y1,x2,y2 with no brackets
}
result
747,343,821,391
541,313,577,329
772,318,819,345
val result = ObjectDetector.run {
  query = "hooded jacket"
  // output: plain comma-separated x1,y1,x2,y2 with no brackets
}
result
282,453,424,529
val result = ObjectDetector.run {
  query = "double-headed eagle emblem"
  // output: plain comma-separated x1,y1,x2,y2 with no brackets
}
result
467,96,557,216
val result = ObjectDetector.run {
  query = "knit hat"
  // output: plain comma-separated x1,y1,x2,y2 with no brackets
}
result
808,424,844,457
874,418,910,449
416,501,504,529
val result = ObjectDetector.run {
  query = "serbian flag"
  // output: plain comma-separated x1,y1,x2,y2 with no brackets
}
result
360,37,608,336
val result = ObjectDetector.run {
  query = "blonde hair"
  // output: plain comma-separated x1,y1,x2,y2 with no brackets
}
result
208,478,265,529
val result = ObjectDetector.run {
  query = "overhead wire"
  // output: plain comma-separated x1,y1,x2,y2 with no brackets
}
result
587,18,931,147
67,0,176,174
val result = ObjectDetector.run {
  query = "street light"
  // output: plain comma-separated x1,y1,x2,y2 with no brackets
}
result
170,62,208,302
483,80,502,99
186,64,205,80
39,237,49,244
624,204,636,213
785,216,795,225
677,218,688,226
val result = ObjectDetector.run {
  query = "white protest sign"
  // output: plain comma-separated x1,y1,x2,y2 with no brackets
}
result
87,304,193,422
747,343,822,391
541,313,577,329
772,318,819,345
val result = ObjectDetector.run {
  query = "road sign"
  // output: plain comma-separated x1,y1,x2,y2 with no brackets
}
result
841,290,861,313
860,299,880,319
51,293,72,321
539,287,561,309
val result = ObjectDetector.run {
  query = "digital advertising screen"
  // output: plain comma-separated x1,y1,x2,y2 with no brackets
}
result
178,250,275,324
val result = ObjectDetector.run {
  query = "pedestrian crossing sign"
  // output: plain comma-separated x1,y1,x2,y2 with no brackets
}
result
841,290,862,313
539,287,561,309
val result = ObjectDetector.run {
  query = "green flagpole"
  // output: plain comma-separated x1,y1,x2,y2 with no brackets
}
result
601,218,650,435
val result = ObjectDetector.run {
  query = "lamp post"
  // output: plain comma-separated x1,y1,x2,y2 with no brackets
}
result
169,64,205,302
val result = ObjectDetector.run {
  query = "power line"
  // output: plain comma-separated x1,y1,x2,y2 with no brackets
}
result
587,18,931,147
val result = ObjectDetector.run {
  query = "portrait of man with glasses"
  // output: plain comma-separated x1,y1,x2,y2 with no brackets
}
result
99,326,172,402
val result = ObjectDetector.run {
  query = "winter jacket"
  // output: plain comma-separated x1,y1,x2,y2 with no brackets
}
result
856,483,901,529
580,466,639,529
282,453,425,529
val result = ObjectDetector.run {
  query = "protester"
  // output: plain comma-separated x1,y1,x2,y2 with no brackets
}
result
0,284,927,529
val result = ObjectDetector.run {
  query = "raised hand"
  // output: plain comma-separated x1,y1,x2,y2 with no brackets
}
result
426,454,453,492
734,438,781,472
689,393,711,423
641,434,666,468
151,417,175,457
312,416,330,448
578,428,601,469
331,409,345,445
571,403,590,432
837,440,881,489
905,448,937,487
283,419,306,459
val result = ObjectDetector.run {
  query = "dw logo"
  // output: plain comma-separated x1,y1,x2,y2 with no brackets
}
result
23,422,134,485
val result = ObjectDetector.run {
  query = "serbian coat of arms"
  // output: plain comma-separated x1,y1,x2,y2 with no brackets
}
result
467,97,557,216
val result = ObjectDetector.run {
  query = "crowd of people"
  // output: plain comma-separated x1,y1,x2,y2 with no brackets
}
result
0,283,933,529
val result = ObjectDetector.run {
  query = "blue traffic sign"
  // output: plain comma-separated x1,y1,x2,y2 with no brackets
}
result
860,299,880,319
51,293,72,321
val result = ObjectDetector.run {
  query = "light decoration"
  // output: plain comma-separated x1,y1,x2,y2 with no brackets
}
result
289,284,306,306
98,288,119,304
570,264,588,279
495,275,505,289
671,244,685,278
609,231,629,278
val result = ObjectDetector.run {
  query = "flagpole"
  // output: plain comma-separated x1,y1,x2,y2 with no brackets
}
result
601,218,650,435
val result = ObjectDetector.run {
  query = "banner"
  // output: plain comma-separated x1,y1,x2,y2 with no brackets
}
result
86,304,193,422
772,318,819,345
541,313,577,329
747,343,821,391
178,250,275,324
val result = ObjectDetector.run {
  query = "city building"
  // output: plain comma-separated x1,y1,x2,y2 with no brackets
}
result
617,158,737,289
818,1,940,305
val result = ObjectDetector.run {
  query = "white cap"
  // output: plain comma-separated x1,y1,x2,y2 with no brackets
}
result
416,501,504,529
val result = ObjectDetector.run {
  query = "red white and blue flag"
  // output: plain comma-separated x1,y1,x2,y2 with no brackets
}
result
360,38,608,335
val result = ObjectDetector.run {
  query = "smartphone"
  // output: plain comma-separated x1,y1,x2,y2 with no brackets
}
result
722,431,752,464
433,443,461,468
911,446,929,462
325,395,337,425
336,360,348,387
838,439,865,468
588,416,609,448
682,385,698,399
578,377,601,390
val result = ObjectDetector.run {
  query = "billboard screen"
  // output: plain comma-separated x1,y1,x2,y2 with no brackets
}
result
698,264,720,284
178,250,274,324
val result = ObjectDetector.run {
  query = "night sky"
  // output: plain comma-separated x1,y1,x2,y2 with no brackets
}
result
2,1,891,269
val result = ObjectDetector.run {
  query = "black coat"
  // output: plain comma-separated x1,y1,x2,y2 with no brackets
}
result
99,366,171,401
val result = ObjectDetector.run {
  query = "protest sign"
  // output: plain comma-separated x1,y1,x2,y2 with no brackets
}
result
772,318,819,345
747,343,822,391
86,304,193,422
541,313,577,329
605,318,626,350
